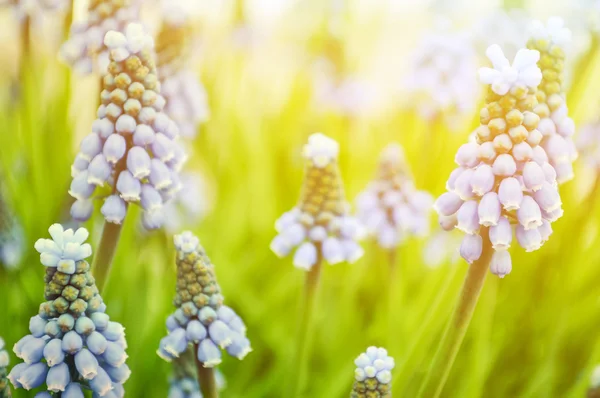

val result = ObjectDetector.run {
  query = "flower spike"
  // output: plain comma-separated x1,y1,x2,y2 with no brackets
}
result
350,346,394,397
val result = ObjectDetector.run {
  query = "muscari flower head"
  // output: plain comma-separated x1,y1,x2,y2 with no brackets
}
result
270,133,364,270
350,346,394,398
157,231,251,368
435,44,563,278
155,5,209,139
0,337,10,398
405,20,479,120
60,0,140,74
527,17,577,183
167,347,226,398
356,143,432,249
68,23,186,230
0,193,24,270
8,224,130,397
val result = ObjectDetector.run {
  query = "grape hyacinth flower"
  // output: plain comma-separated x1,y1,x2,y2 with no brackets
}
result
155,7,209,139
60,0,140,74
589,365,600,398
420,44,560,398
404,20,479,121
270,133,364,270
356,143,432,250
168,348,225,398
434,44,561,278
8,224,130,397
350,347,394,398
157,231,250,398
527,18,577,183
0,337,10,398
0,194,24,270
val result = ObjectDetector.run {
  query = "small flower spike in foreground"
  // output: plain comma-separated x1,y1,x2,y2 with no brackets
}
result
0,337,10,398
8,224,130,397
528,17,577,183
421,44,558,398
60,0,140,74
157,231,250,398
168,348,225,398
350,347,394,398
271,133,363,397
589,365,600,398
69,23,185,291
356,143,432,252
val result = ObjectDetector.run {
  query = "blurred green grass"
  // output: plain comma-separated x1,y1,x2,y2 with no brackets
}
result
1,15,600,398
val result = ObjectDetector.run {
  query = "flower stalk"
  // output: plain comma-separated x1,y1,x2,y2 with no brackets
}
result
417,233,493,398
92,220,125,293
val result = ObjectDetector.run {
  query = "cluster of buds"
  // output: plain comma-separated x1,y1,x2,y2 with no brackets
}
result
270,133,364,270
527,18,577,183
356,143,432,249
8,224,130,397
157,232,251,367
405,21,478,120
155,6,209,139
0,337,9,398
350,346,394,398
60,0,140,74
435,44,563,278
168,348,225,398
69,23,185,230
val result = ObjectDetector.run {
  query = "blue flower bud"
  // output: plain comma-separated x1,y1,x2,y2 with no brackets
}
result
140,184,163,211
63,382,85,398
75,348,98,380
43,339,65,367
104,363,131,384
17,362,48,390
115,114,137,135
142,209,165,230
149,159,172,190
89,366,113,396
103,342,128,367
71,199,94,222
20,337,47,364
166,315,179,332
61,331,83,354
47,362,70,392
227,315,246,334
71,154,90,177
8,362,28,388
87,154,112,186
198,307,217,326
87,331,108,355
45,321,61,337
29,316,48,338
103,322,125,342
225,333,251,360
152,133,174,162
69,170,96,200
92,118,115,139
58,314,75,332
57,259,76,274
127,147,151,179
90,313,110,331
185,320,207,343
157,337,175,361
116,171,141,202
35,392,52,398
13,335,34,358
101,195,127,224
103,134,127,165
79,133,102,161
75,317,96,336
216,306,235,324
164,328,188,358
133,124,155,146
196,339,221,367
208,320,232,348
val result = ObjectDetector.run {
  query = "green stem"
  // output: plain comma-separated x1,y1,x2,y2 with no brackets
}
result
417,234,493,398
193,344,219,398
290,255,323,397
92,221,124,293
387,248,398,342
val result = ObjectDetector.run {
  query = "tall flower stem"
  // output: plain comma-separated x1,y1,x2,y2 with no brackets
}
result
193,344,219,398
92,220,124,292
417,234,493,398
387,248,399,342
291,254,323,397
